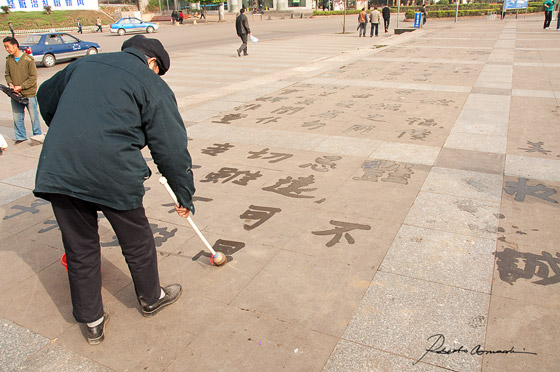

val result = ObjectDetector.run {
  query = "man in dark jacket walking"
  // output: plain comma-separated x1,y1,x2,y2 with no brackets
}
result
34,35,195,345
382,5,391,33
236,8,251,57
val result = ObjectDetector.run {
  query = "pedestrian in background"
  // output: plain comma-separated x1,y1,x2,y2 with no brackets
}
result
8,22,14,38
421,3,427,25
543,0,554,29
358,8,368,37
370,6,381,37
95,17,102,32
3,36,42,144
236,8,251,57
382,5,391,33
200,6,206,19
179,10,184,24
34,35,195,345
77,18,82,34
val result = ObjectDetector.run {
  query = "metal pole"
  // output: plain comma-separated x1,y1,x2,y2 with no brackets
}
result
397,0,400,28
343,0,347,33
455,0,459,23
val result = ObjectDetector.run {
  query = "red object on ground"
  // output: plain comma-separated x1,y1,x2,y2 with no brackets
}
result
61,254,68,272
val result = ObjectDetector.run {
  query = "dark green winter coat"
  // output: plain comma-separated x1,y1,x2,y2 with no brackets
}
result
34,48,195,212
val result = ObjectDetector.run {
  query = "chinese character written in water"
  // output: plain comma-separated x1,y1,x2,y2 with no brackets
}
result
312,110,344,120
201,143,234,157
299,156,342,172
38,219,59,233
504,178,558,204
240,205,282,230
364,114,386,122
271,106,304,115
3,199,50,220
257,96,288,103
336,100,355,108
255,116,281,124
406,117,437,127
212,113,247,124
398,129,431,141
192,239,245,263
312,220,372,247
495,248,560,286
262,175,317,199
344,125,375,135
296,98,317,106
518,141,551,155
235,103,261,111
247,148,293,163
280,88,302,95
201,167,262,186
353,160,414,185
302,120,326,130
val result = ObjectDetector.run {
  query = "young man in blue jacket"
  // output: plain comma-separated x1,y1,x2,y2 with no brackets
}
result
34,35,195,345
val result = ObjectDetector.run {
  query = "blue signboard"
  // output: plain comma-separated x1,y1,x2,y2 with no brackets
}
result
414,12,422,28
504,0,528,10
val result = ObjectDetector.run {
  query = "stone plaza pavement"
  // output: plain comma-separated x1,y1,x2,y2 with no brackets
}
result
1,14,559,372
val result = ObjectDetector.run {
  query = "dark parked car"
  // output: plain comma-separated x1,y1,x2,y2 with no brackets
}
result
19,33,101,68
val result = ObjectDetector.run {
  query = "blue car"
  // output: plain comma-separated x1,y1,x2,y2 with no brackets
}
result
110,17,159,36
19,33,101,68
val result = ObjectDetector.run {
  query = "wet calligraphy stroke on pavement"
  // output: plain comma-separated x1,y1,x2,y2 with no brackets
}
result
247,148,293,163
495,248,560,285
212,113,247,124
192,239,245,263
201,167,262,186
299,156,342,172
262,175,317,199
3,199,49,220
312,220,372,247
201,143,235,157
504,178,558,204
240,205,282,231
353,160,415,185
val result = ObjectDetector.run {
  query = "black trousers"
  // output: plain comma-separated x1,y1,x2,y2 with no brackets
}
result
384,18,390,32
544,11,552,28
238,34,248,55
50,193,160,323
370,23,379,36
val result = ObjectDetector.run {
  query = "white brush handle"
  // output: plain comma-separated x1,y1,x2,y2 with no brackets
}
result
159,177,217,256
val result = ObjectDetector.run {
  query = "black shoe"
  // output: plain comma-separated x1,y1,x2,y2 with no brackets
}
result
14,139,28,144
141,284,182,317
237,49,241,57
86,313,108,345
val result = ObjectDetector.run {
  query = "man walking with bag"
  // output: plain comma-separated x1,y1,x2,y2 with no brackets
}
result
236,8,251,57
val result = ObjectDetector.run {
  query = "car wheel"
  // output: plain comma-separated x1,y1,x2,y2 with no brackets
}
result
117,28,125,36
42,53,55,68
147,26,154,33
86,47,98,55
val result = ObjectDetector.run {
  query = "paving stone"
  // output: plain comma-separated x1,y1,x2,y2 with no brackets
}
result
404,191,500,239
435,147,504,175
482,296,557,372
323,339,450,372
231,249,376,337
165,306,338,372
379,224,495,293
505,154,560,182
343,271,490,372
0,317,49,372
420,167,503,203
15,344,114,372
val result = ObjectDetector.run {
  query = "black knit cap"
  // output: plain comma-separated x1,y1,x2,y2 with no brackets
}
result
121,35,170,76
